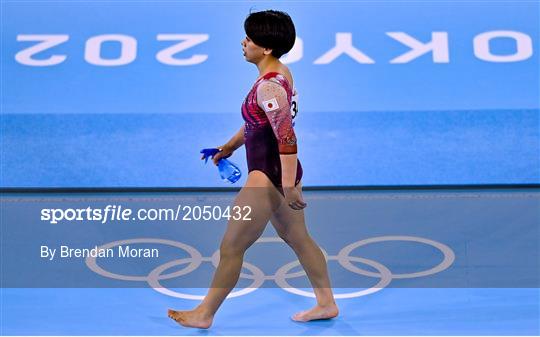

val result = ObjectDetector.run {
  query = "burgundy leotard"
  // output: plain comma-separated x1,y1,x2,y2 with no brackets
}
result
241,72,303,191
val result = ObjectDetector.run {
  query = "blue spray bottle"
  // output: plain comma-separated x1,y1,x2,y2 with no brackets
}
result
200,148,242,184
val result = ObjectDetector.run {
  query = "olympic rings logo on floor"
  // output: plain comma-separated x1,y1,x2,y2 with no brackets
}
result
85,235,455,300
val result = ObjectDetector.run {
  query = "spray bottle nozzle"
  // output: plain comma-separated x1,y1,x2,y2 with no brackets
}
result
200,148,221,164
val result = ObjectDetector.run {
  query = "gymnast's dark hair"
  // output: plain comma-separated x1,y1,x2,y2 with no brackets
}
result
244,10,296,58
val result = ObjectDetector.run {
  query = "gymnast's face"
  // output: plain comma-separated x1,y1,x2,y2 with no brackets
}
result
241,35,272,64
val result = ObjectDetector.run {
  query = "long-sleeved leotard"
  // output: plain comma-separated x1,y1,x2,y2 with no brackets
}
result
241,72,302,191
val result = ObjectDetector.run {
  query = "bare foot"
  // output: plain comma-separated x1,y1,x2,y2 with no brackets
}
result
167,308,213,329
291,303,339,322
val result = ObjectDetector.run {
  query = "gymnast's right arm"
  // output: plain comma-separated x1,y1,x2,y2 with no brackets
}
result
210,125,245,165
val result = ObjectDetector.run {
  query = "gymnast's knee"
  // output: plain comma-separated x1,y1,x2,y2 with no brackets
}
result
219,240,248,259
278,230,312,251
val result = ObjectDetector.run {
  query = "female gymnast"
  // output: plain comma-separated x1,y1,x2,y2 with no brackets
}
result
168,10,338,329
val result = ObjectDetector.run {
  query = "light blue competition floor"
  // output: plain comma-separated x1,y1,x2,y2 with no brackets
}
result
2,288,538,335
1,188,539,335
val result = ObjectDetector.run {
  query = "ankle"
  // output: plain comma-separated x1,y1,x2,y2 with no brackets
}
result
317,301,337,308
195,305,214,318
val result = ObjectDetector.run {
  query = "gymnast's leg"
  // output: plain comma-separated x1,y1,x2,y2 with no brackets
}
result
270,181,339,321
168,171,278,328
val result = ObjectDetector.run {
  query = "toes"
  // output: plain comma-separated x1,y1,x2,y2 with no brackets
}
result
291,312,306,322
292,308,336,322
167,310,185,323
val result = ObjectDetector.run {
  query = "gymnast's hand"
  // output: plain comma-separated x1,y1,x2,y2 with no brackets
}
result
206,145,233,166
283,186,307,210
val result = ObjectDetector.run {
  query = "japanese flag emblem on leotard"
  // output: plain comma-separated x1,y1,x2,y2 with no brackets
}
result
262,98,279,112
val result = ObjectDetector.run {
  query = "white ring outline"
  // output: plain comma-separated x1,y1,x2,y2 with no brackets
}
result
84,235,456,299
85,238,202,281
147,257,264,300
338,235,455,279
275,255,393,299
210,237,330,280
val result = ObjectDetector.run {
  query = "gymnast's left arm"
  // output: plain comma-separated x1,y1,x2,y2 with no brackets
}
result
257,80,298,187
257,81,306,210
